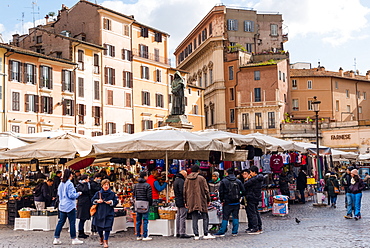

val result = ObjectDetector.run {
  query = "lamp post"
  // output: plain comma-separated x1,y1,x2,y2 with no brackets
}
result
312,96,321,179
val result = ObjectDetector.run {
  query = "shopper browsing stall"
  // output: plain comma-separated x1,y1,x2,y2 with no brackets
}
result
147,170,167,203
208,172,221,193
174,170,191,239
76,174,92,239
34,179,53,210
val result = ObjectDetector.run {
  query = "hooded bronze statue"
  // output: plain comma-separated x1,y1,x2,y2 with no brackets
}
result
171,71,185,115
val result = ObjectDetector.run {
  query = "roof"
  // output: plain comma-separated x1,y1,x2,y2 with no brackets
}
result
0,43,76,65
78,0,134,21
291,68,370,82
241,59,283,68
133,21,170,37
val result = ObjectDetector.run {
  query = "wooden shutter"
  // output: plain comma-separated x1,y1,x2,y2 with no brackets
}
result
108,90,113,105
112,68,115,85
25,94,29,112
62,70,66,91
71,72,75,93
92,106,95,117
125,93,131,107
62,99,66,115
33,65,37,84
34,95,39,113
49,67,53,89
251,21,255,32
129,72,133,88
23,63,27,83
122,71,126,87
141,91,145,105
103,44,108,55
145,67,149,80
112,123,116,134
48,97,53,114
104,67,108,84
122,49,125,60
149,120,153,129
40,96,45,113
112,46,115,57
140,66,143,79
83,104,86,116
147,92,150,106
128,50,132,61
71,100,75,116
105,123,109,134
39,66,43,88
8,60,13,81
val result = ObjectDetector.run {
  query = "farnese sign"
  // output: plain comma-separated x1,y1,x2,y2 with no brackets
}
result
331,134,351,140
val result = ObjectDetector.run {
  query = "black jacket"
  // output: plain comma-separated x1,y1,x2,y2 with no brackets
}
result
34,182,52,204
173,173,186,207
52,176,61,197
297,171,307,190
76,182,92,220
279,174,290,193
134,178,153,206
244,174,264,203
341,173,352,193
90,180,101,196
219,174,245,205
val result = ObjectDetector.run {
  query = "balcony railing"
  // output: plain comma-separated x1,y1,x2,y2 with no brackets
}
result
132,48,171,65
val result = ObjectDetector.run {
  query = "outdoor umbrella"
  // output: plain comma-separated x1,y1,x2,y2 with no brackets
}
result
0,132,29,151
244,132,302,152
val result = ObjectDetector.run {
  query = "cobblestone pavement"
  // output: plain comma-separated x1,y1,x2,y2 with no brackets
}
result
1,192,370,248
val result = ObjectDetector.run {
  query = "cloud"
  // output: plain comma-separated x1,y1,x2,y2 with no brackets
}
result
0,19,45,43
252,0,370,46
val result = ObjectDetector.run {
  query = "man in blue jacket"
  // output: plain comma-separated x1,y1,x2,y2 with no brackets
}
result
215,168,245,237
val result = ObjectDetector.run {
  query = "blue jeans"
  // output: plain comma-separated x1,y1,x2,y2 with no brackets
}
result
352,193,362,217
218,204,239,235
136,212,149,238
54,209,76,239
330,195,337,205
346,193,353,216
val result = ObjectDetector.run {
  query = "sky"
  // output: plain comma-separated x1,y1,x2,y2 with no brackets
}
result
1,0,370,75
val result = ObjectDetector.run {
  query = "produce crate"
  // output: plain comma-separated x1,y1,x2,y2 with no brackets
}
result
18,211,31,218
0,210,8,224
158,209,176,220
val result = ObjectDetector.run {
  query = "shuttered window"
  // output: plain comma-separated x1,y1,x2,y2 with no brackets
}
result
78,77,84,97
107,90,113,105
12,92,20,111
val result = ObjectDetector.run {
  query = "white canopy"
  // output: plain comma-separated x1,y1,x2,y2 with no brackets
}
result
0,132,29,151
244,132,304,152
358,154,370,161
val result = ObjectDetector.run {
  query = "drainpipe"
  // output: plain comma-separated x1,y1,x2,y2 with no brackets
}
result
72,42,82,133
355,81,359,121
3,49,15,132
129,21,134,132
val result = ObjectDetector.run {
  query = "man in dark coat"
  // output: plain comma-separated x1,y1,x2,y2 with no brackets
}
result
90,173,102,235
34,179,53,209
341,166,353,208
76,174,92,239
174,170,191,238
52,171,62,207
215,168,245,237
244,166,264,235
297,169,307,204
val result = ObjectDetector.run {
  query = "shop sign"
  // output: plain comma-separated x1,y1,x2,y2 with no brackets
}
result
331,134,351,140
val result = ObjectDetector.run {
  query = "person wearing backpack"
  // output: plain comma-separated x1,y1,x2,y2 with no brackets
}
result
215,168,245,237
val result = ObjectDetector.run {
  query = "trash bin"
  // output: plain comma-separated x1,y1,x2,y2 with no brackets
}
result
272,195,289,216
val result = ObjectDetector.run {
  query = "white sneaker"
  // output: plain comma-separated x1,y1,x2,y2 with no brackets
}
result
203,234,215,240
194,236,200,240
53,238,62,245
136,237,142,241
71,238,84,245
143,237,152,241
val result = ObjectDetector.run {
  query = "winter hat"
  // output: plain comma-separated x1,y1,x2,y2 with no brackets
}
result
212,172,219,178
351,169,359,176
80,174,89,180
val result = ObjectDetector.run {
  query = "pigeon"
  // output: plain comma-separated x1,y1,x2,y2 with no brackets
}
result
295,218,301,224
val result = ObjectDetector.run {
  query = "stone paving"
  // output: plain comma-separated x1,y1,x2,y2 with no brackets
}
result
1,191,369,248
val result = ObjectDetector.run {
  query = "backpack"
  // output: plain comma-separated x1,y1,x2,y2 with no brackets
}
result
33,183,43,197
228,179,241,203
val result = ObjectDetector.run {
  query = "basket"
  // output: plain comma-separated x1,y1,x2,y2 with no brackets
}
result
158,209,176,220
18,210,31,218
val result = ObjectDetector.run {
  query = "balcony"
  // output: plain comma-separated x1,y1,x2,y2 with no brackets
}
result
132,48,171,65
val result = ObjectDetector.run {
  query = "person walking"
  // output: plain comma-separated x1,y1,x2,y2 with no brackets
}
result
53,169,83,245
184,165,215,240
297,169,307,204
325,172,339,208
133,171,153,241
91,179,118,247
345,169,365,220
244,166,264,235
214,168,245,237
89,173,102,236
341,166,353,208
76,174,92,239
174,170,191,238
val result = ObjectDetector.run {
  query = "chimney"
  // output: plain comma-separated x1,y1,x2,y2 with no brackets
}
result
45,15,49,24
350,70,355,78
366,70,370,80
319,66,325,72
339,67,344,76
12,34,20,46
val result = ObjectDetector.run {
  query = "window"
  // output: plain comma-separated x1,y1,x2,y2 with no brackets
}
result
28,126,36,134
105,90,113,105
254,71,260,80
142,120,153,131
9,60,21,82
123,71,133,88
77,104,86,124
36,35,42,44
94,54,100,73
92,106,101,125
244,21,254,32
279,71,281,80
292,99,299,111
336,100,339,111
40,66,53,89
307,80,312,89
125,93,131,107
121,49,132,61
106,122,116,134
198,34,201,45
268,112,275,128
246,43,253,53
192,105,199,115
155,69,162,82
25,64,36,84
78,78,84,98
364,92,367,100
142,91,150,106
283,73,285,82
347,105,351,112
154,49,160,62
209,23,212,35
255,113,262,129
104,67,115,85
140,27,149,38
41,96,53,114
104,44,115,57
25,94,39,112
199,75,202,87
202,29,207,41
123,25,129,36
103,18,111,30
62,70,73,92
141,66,149,80
209,69,213,84
155,93,164,108
124,123,134,134
11,125,20,133
154,32,162,42
346,89,349,98
357,91,361,99
254,88,261,102
12,92,20,111
335,81,338,89
242,113,249,130
56,52,62,58
227,19,238,31
308,100,313,111
230,88,235,101
139,44,149,59
292,79,297,89
204,72,207,87
77,50,84,70
91,131,103,137
229,66,234,80
62,99,74,116
230,109,235,123
270,24,278,36
94,81,100,100
229,42,236,47
359,106,362,114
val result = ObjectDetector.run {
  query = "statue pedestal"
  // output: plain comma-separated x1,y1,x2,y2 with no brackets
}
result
165,115,194,130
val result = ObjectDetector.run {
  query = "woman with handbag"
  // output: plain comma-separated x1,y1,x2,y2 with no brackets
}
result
345,169,365,220
91,179,118,248
325,172,340,208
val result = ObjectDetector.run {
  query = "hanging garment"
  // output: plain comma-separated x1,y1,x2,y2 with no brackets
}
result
261,154,272,173
270,154,284,173
254,156,261,171
282,153,290,164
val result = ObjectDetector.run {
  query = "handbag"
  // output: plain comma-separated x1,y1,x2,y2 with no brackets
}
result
331,181,340,194
90,192,102,216
134,200,149,213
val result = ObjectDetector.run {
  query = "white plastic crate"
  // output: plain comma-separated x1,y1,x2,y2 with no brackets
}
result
14,218,30,231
